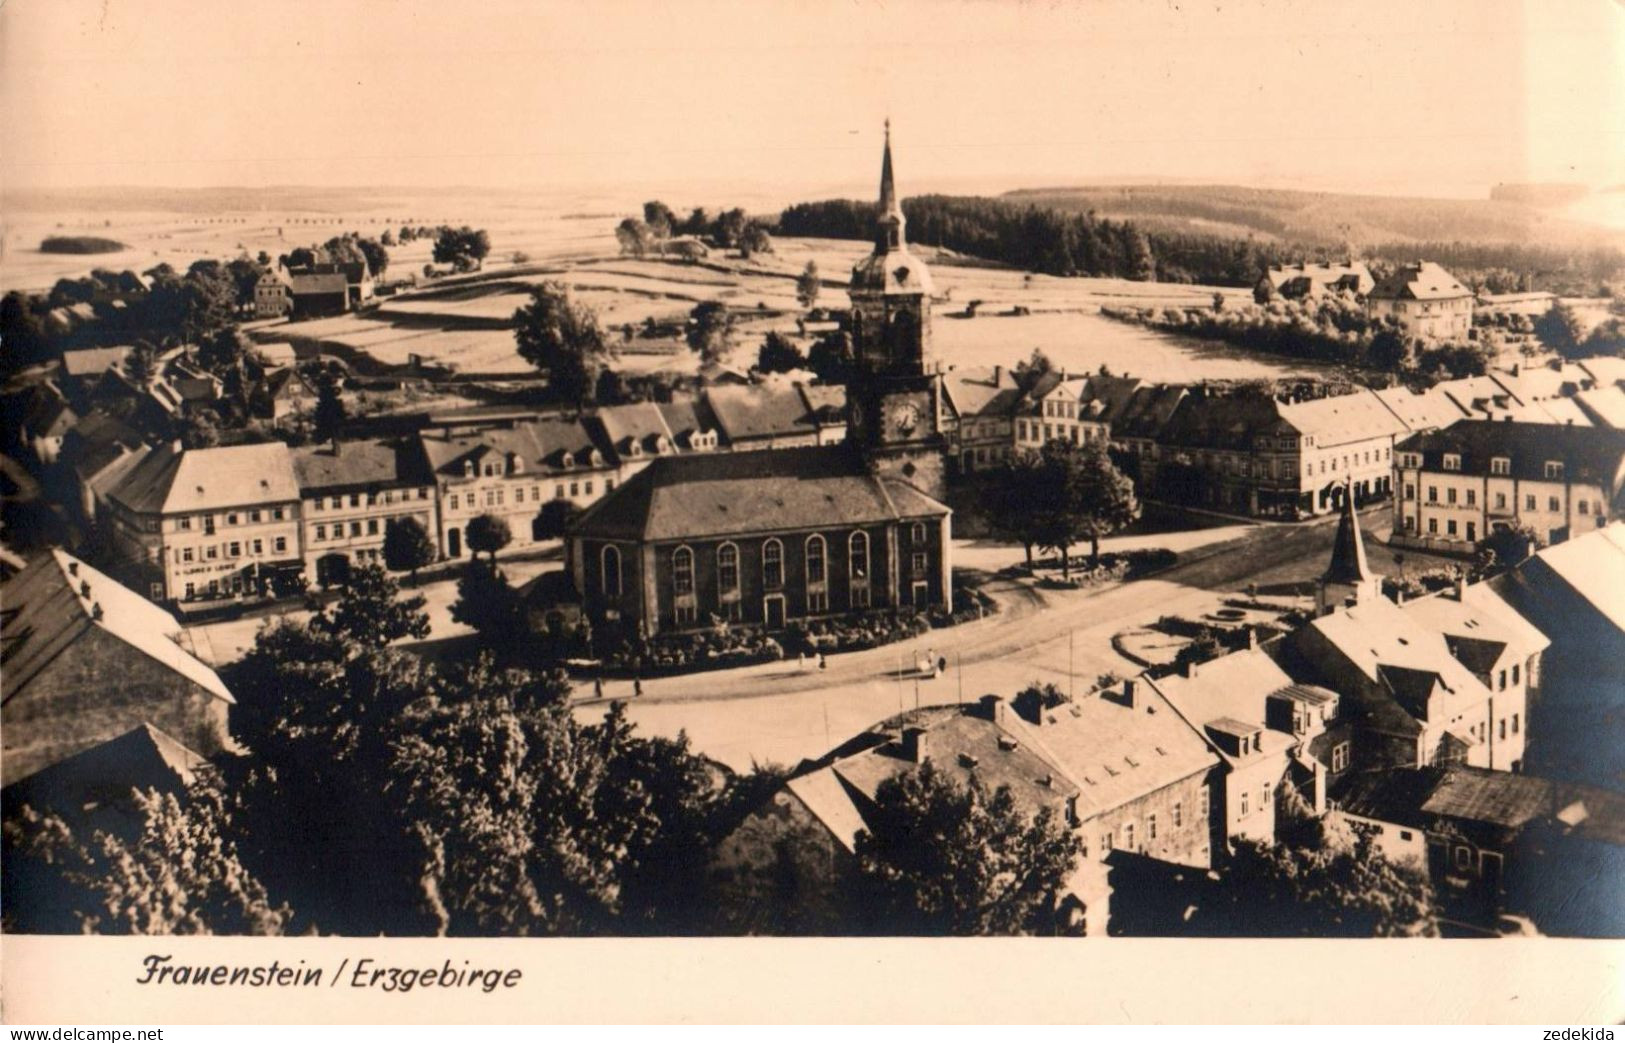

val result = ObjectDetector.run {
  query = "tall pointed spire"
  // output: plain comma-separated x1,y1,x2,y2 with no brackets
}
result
1324,478,1373,585
878,118,898,214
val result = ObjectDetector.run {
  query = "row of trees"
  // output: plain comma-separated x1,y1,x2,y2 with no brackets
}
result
982,438,1142,577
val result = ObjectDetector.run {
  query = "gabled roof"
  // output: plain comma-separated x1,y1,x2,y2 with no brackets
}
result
1110,384,1188,438
569,444,948,543
1,722,205,817
1279,389,1409,446
1509,522,1625,632
254,342,299,367
1149,650,1300,766
943,366,1022,419
1373,385,1470,432
593,401,678,458
106,441,300,515
1337,765,1625,846
1260,261,1374,294
288,271,349,296
1395,420,1625,491
1435,375,1528,420
1574,385,1625,429
1368,261,1471,302
1157,390,1283,452
1491,362,1596,403
654,397,720,449
1400,584,1550,670
703,383,826,443
1578,356,1625,389
0,550,233,707
60,345,133,379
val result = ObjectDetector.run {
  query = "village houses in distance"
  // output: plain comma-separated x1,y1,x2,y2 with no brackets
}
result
5,125,1625,940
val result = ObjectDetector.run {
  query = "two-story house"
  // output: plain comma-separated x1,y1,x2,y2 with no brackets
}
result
1366,261,1474,341
292,438,440,585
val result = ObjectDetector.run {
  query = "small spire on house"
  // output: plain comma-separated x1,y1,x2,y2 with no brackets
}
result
1324,478,1373,586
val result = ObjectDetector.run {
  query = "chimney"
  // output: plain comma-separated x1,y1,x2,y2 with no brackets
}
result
1456,574,1469,602
1183,658,1199,679
993,364,1002,385
1510,363,1520,377
901,726,930,764
79,580,91,598
1395,588,1406,605
980,693,1009,726
1246,627,1259,651
1122,678,1139,708
91,603,103,621
67,561,78,577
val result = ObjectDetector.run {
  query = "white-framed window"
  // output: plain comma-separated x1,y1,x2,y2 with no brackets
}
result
852,584,871,609
674,603,698,626
1123,821,1135,850
849,530,870,581
672,546,695,596
601,545,622,597
1332,742,1350,773
1491,457,1510,476
1544,461,1564,479
717,542,739,595
1443,453,1460,472
273,537,286,553
181,547,194,563
762,538,784,590
911,551,928,575
178,516,192,530
1200,788,1210,818
911,521,927,545
315,524,327,541
808,590,828,613
805,534,827,586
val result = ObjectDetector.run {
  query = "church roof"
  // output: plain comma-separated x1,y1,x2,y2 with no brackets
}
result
1323,481,1374,585
568,445,949,543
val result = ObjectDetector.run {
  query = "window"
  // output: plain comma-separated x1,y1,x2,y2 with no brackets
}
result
1427,486,1438,503
315,524,326,541
1466,489,1476,506
227,512,239,526
1491,457,1510,476
252,539,263,555
585,481,594,496
848,531,869,581
763,539,784,589
1526,494,1537,511
1428,518,1438,535
808,590,828,613
674,604,698,626
556,485,565,499
1239,792,1250,817
450,494,460,510
1447,488,1457,505
1262,785,1272,807
1101,832,1113,853
205,545,218,561
1500,719,1507,740
1447,520,1457,537
601,545,622,596
1200,789,1210,818
250,509,262,523
1512,663,1520,685
717,543,739,595
1404,484,1415,501
1454,846,1473,871
1147,814,1157,841
1580,499,1591,515
852,584,871,609
1331,742,1350,773
911,521,927,545
181,547,194,563
570,482,580,496
350,494,361,508
1544,461,1564,479
179,516,192,530
673,546,695,596
273,537,287,553
350,521,362,537
1512,713,1520,734
228,541,241,558
1172,802,1182,829
1123,822,1135,850
184,582,195,598
367,519,379,536
911,551,928,576
1443,454,1460,472
1496,493,1507,509
1498,669,1507,691
1548,496,1560,512
805,535,827,585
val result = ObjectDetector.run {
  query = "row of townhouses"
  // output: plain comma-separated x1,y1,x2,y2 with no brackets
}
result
79,383,856,604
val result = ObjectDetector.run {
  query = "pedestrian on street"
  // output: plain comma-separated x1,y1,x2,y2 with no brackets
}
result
594,677,604,700
634,678,643,698
797,652,806,672
818,653,827,671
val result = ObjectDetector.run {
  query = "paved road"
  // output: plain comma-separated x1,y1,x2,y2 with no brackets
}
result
580,506,1395,772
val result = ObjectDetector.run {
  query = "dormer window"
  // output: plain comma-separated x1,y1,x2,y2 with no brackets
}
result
1544,461,1564,480
510,455,524,475
462,460,475,477
1442,453,1461,472
1490,457,1510,476
559,452,574,469
590,450,604,467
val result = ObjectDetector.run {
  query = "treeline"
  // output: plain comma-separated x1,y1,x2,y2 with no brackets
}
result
39,235,128,254
778,193,1625,294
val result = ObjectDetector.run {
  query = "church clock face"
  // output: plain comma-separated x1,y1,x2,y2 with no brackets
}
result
890,401,921,436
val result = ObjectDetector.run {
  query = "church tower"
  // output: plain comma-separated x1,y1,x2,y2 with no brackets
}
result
846,122,948,500
1317,479,1381,615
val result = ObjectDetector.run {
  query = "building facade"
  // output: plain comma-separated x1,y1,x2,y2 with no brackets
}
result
293,439,440,585
1365,261,1473,341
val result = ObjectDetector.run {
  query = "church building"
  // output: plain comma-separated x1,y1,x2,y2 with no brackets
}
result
564,126,954,637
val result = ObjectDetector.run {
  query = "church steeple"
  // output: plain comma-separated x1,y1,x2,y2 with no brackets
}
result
876,119,907,252
1318,479,1379,614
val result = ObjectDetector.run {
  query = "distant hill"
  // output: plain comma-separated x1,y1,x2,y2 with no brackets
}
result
1001,184,1620,251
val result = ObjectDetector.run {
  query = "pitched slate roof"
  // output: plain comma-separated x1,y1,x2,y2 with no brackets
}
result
592,402,677,458
292,439,428,492
1109,383,1188,438
1435,375,1528,420
1336,765,1625,846
654,397,720,449
1149,648,1293,747
1575,386,1625,429
289,271,349,296
998,681,1220,820
106,441,300,515
570,445,948,543
1395,420,1625,491
1259,261,1374,295
944,366,1022,419
1510,522,1625,633
60,345,133,379
420,416,606,478
1368,261,1471,302
1578,357,1625,389
1158,390,1283,452
703,384,825,444
1400,584,1550,672
0,550,233,706
1324,482,1374,585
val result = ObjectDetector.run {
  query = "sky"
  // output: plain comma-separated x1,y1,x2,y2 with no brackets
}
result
2,0,1622,199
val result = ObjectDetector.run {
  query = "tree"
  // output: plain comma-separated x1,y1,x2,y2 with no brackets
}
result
756,331,805,374
534,498,585,541
1481,524,1539,571
806,329,853,384
465,513,512,564
381,229,397,247
1031,439,1141,578
853,761,1081,935
1126,229,1157,282
985,454,1047,565
312,562,431,649
713,208,747,249
512,282,610,407
738,220,773,258
642,200,677,240
382,516,436,579
1583,317,1625,358
1213,833,1438,937
312,371,347,443
176,408,222,450
124,340,160,387
1366,328,1410,371
1534,301,1586,358
0,291,48,373
354,235,390,279
616,218,653,259
1,786,291,935
686,301,735,364
432,226,491,271
1013,347,1056,391
449,561,527,647
796,261,821,310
